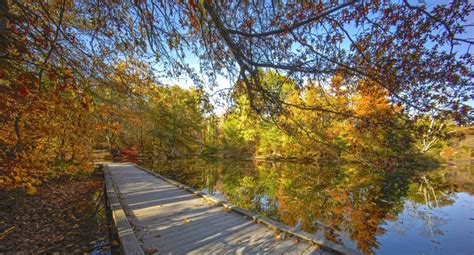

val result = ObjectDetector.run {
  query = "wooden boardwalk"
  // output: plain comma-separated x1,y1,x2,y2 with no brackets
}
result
104,163,355,255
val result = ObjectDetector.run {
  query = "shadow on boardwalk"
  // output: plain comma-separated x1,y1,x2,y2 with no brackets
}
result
105,163,356,254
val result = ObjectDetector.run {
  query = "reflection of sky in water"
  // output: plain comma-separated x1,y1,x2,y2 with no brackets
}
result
201,188,275,218
201,188,225,201
200,190,474,254
142,158,474,254
376,192,474,254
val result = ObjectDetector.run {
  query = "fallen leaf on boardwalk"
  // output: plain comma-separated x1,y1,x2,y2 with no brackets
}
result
183,218,190,224
274,231,285,240
144,247,158,254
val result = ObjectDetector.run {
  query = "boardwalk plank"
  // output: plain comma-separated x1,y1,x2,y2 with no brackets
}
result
257,236,300,254
245,231,287,254
216,227,274,254
150,210,237,243
137,205,224,230
160,216,249,252
192,223,268,254
129,198,211,221
283,242,314,254
165,220,255,254
136,206,230,244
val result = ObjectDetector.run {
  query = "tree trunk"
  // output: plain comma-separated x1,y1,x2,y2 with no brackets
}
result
0,0,9,56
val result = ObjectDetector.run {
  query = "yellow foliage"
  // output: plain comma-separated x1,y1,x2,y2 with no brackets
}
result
65,165,77,174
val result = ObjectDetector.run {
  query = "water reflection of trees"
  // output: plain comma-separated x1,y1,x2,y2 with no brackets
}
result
142,158,470,254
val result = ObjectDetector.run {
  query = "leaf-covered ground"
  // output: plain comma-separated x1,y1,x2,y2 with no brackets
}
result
0,173,111,253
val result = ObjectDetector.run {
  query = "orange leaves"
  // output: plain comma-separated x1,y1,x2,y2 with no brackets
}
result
1,68,98,193
16,72,33,97
34,35,49,48
187,0,201,28
241,18,254,31
331,74,343,87
353,80,393,121
133,0,146,6
65,165,77,174
81,95,93,112
188,0,196,9
65,68,73,78
18,86,30,97
1,165,39,194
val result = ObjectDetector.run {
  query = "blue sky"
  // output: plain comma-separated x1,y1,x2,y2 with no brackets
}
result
158,0,474,114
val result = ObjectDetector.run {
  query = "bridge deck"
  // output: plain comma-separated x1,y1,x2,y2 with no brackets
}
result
105,163,350,255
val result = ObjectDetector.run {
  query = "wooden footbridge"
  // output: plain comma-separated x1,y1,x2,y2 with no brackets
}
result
104,163,357,255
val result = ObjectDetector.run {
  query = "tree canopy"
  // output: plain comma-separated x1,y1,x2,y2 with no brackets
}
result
0,0,473,192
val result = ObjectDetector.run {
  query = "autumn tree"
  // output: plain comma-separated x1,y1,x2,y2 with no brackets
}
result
0,1,164,191
2,0,473,191
134,0,473,149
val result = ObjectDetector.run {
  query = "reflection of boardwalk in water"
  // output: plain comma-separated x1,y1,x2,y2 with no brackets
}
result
104,163,355,254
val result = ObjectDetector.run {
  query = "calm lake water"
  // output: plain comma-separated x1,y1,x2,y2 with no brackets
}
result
138,158,474,254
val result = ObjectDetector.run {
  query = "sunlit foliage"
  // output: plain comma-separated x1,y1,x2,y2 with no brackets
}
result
1,0,472,192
